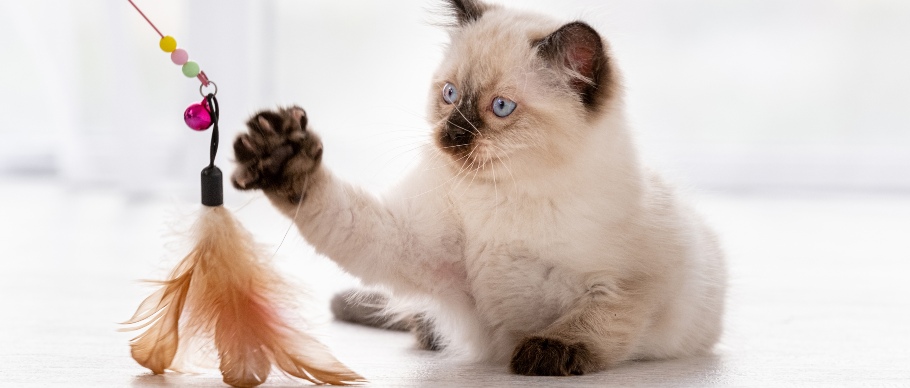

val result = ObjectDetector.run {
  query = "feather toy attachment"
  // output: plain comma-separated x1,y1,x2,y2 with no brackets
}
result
123,206,364,386
122,3,360,383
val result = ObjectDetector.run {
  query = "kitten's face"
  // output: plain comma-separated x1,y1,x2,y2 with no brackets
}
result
429,1,615,179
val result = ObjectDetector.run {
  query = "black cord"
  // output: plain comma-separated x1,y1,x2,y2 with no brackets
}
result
200,93,223,207
205,93,220,169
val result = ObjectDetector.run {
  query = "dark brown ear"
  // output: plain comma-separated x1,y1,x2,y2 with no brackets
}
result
536,22,610,109
444,0,487,26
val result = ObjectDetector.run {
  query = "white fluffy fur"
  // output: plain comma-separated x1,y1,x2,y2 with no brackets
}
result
265,4,725,370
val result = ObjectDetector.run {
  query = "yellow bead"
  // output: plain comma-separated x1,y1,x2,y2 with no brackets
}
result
159,36,177,53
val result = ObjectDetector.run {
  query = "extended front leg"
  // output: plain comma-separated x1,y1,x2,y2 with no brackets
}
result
510,281,652,375
231,107,461,295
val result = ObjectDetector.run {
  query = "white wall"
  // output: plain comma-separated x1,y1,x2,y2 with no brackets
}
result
2,0,908,196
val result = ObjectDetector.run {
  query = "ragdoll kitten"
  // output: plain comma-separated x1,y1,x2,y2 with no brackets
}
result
231,0,726,376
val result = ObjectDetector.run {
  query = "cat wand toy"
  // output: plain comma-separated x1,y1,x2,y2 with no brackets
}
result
120,1,363,386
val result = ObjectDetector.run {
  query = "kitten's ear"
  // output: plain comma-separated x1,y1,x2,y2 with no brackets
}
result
537,22,611,109
444,0,488,26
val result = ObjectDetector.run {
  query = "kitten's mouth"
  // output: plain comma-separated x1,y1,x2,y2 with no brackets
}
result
434,123,511,176
443,140,505,173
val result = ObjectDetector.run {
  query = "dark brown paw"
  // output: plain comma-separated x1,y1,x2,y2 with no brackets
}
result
231,106,323,200
510,337,591,376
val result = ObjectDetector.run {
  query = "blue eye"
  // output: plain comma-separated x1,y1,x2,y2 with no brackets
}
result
492,97,517,117
442,82,458,104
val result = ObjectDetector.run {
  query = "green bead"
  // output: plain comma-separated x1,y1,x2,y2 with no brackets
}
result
181,61,200,78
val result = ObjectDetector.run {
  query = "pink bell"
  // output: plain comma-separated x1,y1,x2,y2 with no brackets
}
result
184,99,212,131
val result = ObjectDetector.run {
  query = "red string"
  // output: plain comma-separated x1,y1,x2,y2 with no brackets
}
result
128,0,164,38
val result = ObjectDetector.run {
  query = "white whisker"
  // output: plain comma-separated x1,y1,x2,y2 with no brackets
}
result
405,150,473,200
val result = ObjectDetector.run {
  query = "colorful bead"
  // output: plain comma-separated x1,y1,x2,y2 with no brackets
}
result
184,99,212,131
181,61,200,77
170,49,188,65
159,36,177,53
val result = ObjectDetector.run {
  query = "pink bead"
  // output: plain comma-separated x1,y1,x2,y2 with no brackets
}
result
184,100,212,131
170,49,189,65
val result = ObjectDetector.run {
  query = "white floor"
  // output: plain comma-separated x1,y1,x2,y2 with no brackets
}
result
1,178,909,387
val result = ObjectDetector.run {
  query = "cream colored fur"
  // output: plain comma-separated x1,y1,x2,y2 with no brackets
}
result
255,4,725,373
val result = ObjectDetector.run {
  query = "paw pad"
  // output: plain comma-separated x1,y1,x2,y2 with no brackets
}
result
230,106,322,195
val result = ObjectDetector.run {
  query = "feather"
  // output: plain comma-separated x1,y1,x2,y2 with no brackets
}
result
124,206,363,387
122,255,195,374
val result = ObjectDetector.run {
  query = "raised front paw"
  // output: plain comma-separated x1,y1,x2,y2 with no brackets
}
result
232,106,323,202
510,336,592,376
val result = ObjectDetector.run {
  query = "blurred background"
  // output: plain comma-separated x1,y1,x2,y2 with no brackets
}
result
3,0,908,197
